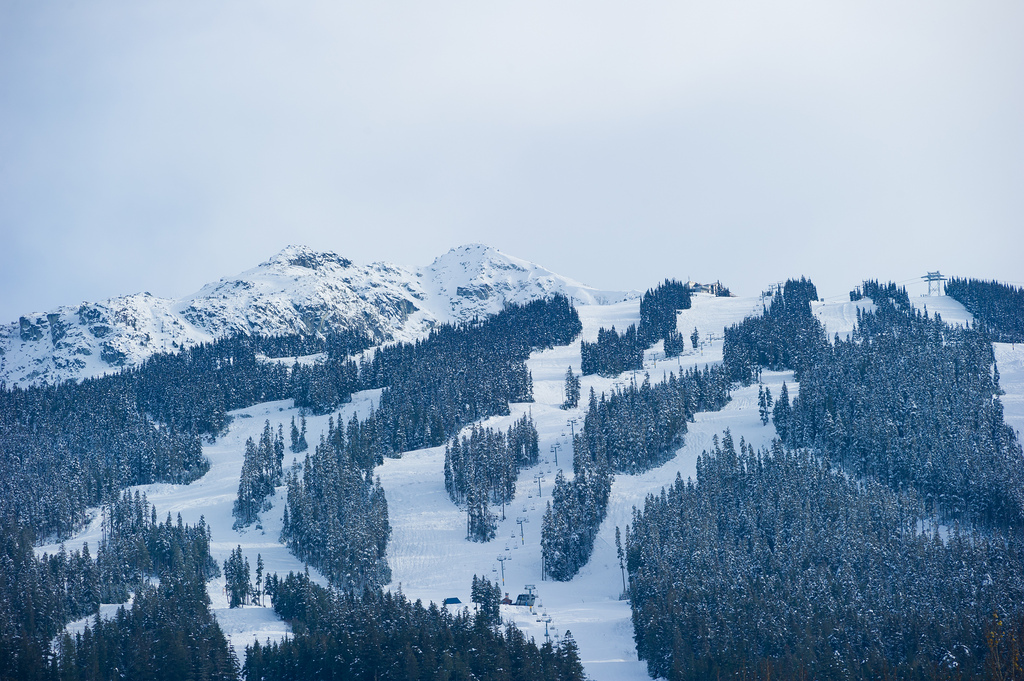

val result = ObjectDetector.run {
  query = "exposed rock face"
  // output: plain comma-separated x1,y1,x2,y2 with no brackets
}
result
0,244,636,386
19,317,43,342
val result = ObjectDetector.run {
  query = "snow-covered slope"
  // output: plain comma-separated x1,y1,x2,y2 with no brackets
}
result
0,244,635,387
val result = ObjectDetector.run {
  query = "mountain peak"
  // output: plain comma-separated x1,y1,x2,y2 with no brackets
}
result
420,243,636,323
262,245,353,271
427,244,532,274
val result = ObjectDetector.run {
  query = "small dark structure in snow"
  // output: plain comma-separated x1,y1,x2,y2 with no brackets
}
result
443,597,462,606
513,593,536,607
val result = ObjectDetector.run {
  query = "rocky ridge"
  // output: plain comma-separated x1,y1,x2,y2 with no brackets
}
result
0,244,635,386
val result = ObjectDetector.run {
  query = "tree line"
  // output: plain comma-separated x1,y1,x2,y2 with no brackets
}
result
445,416,539,542
638,279,692,343
945,277,1024,343
722,276,825,385
96,491,220,604
281,413,392,592
233,421,286,530
51,569,238,681
0,377,207,542
582,279,698,377
224,545,269,609
581,325,646,377
542,362,732,580
354,295,579,455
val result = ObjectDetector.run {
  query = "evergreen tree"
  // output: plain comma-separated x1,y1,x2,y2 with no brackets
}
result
223,546,251,608
297,415,308,452
758,384,774,426
289,416,300,452
557,631,587,681
467,487,497,542
771,382,791,442
254,554,264,607
471,574,502,627
615,525,627,597
562,366,581,410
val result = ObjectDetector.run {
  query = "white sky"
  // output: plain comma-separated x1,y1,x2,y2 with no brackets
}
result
1,0,1022,322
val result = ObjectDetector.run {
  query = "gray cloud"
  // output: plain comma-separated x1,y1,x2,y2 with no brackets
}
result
2,0,1021,322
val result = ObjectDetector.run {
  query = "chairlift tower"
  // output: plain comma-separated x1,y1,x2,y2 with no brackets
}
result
922,271,946,296
497,553,510,585
516,516,528,544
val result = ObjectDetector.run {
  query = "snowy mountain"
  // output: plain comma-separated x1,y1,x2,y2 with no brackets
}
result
420,243,633,321
0,244,636,387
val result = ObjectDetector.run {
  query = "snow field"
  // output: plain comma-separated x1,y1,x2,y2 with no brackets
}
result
994,341,1024,441
812,298,877,341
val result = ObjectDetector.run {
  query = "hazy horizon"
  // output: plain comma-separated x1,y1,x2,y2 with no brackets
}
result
2,1,1021,323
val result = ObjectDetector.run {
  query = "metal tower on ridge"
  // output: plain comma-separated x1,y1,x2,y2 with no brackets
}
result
922,271,946,296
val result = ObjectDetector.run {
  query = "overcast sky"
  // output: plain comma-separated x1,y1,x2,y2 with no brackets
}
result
1,1,1022,323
